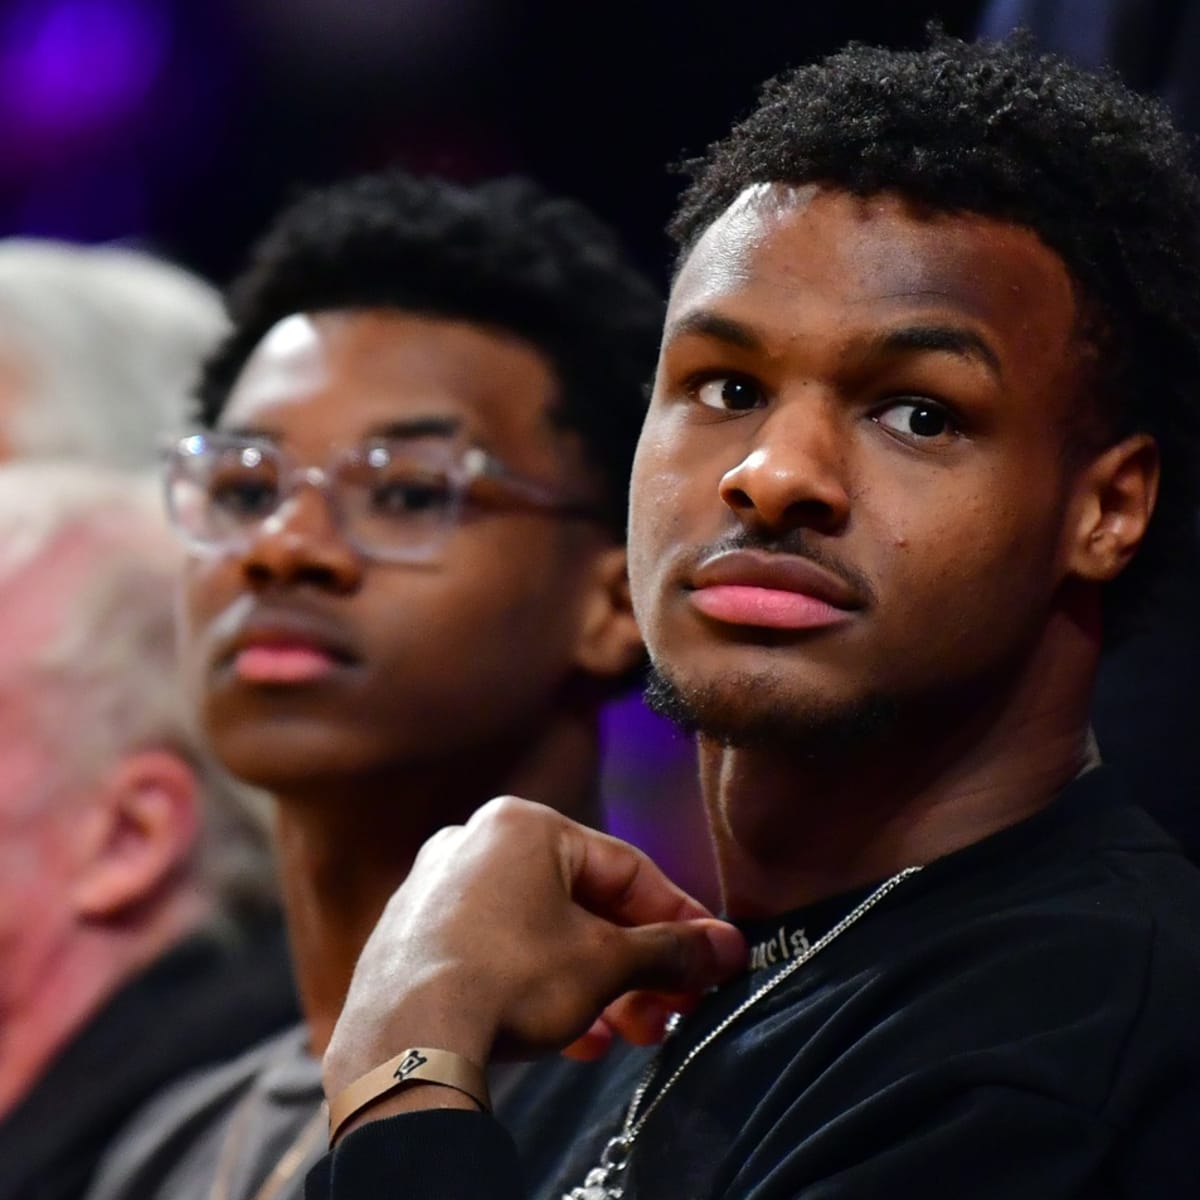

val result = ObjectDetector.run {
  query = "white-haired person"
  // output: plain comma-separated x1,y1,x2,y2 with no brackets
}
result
0,239,225,469
0,463,295,1200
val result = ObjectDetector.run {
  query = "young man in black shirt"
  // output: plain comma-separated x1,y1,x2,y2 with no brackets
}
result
310,36,1200,1198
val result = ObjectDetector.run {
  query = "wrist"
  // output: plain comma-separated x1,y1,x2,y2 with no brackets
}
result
323,968,500,1097
327,1045,491,1143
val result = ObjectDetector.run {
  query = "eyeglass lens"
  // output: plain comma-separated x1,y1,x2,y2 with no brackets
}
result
169,437,463,559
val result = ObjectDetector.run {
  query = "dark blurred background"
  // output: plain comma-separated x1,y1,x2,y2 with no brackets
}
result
0,0,984,288
9,0,1200,891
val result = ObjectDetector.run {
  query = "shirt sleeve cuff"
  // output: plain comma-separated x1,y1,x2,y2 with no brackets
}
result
307,1109,524,1200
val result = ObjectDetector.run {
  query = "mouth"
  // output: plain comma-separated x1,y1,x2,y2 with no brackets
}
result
231,640,351,684
687,548,864,632
214,608,361,686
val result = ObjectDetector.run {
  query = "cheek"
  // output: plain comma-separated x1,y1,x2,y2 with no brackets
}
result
0,739,58,818
0,827,75,990
373,541,583,683
629,423,707,626
177,559,232,683
0,802,75,932
179,556,233,636
179,557,266,743
871,480,1062,649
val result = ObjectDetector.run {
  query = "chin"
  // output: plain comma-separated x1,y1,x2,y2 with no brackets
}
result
643,663,898,755
207,720,392,793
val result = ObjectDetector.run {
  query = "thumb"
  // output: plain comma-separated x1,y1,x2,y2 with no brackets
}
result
618,918,746,994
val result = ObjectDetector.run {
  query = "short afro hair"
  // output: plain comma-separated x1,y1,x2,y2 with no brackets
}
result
199,172,663,540
670,33,1200,638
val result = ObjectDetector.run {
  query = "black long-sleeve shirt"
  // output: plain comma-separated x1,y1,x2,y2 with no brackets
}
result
308,767,1200,1198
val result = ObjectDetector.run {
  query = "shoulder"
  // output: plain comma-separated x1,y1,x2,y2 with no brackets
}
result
707,817,1200,1193
811,792,1200,1117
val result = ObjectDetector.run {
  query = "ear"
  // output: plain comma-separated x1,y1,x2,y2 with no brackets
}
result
71,750,202,921
1065,433,1160,584
571,544,646,683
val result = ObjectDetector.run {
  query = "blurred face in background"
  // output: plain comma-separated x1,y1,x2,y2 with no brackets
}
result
0,540,93,1017
180,309,636,794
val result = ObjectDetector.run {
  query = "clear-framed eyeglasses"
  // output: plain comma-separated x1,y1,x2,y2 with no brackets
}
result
162,430,606,564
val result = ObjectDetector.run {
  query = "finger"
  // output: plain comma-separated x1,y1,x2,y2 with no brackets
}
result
561,1017,615,1061
610,918,747,995
569,826,716,927
597,992,677,1046
596,988,702,1046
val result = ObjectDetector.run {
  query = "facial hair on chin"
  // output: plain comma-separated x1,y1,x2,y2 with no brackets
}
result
643,663,899,757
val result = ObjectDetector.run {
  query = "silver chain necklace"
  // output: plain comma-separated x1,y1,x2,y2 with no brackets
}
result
563,866,923,1200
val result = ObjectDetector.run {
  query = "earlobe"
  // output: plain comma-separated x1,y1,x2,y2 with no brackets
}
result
1069,434,1160,583
71,750,202,921
573,545,647,683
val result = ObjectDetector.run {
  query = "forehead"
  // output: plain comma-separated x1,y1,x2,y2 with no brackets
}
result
667,183,1081,384
221,309,563,461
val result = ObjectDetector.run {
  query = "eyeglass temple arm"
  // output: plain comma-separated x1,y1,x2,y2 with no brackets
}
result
463,448,607,520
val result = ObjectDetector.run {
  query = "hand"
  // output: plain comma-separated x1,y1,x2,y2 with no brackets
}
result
324,796,746,1100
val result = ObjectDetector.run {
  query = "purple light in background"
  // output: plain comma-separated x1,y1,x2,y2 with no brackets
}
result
0,0,169,142
13,157,147,239
600,693,718,906
0,0,229,246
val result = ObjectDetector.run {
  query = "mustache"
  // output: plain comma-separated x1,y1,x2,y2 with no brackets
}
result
694,530,876,608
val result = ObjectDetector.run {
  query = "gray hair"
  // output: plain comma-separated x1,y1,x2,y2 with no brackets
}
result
0,240,225,469
0,461,277,918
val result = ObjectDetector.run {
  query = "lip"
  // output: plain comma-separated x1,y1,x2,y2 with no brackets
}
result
212,605,362,681
687,549,864,631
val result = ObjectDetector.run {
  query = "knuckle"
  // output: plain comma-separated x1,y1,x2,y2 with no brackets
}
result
410,825,456,873
474,795,565,842
414,823,462,861
474,794,532,826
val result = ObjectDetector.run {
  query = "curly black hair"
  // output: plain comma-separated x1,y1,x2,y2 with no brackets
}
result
670,32,1200,637
198,171,663,540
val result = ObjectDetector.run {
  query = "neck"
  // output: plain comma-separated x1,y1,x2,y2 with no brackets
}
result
704,610,1100,918
273,714,602,1055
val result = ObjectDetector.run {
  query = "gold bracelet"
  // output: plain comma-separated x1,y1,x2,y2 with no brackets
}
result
327,1047,491,1142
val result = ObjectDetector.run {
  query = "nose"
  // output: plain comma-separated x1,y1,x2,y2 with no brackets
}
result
718,397,851,536
239,486,364,593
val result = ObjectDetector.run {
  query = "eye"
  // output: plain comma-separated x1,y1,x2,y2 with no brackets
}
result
369,478,453,517
693,375,765,412
873,400,959,444
209,473,280,519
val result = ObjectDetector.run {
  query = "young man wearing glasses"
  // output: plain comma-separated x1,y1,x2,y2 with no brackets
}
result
87,171,660,1200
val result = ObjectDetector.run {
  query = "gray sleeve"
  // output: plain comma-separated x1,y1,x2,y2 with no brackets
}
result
85,1050,265,1200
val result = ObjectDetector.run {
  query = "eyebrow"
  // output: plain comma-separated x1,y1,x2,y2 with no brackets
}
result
365,416,462,440
873,324,1003,381
667,307,1003,381
662,310,764,353
663,310,1002,381
221,415,463,443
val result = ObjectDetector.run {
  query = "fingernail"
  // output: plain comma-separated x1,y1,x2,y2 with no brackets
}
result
704,922,748,977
